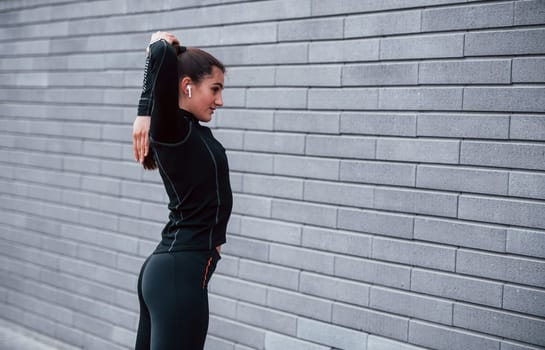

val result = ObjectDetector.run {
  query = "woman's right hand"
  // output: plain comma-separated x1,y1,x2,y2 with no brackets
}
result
150,31,180,46
147,31,180,55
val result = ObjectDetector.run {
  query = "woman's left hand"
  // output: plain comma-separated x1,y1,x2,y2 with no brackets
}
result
133,116,150,163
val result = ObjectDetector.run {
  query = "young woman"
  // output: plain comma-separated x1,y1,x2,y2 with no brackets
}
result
132,31,232,350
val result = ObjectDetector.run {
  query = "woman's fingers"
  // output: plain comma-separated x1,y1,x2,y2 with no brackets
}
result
133,116,151,163
150,31,180,46
132,129,139,162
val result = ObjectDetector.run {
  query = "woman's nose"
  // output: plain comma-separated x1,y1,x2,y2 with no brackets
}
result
216,93,223,107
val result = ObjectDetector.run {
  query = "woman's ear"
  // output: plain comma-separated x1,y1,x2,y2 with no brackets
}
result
180,77,193,96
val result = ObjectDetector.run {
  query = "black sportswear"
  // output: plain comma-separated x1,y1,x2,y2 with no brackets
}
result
137,39,233,253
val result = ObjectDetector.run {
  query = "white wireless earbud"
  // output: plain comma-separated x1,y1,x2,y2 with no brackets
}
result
187,85,192,98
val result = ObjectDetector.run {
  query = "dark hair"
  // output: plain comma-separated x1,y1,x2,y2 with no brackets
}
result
176,46,225,82
143,46,225,170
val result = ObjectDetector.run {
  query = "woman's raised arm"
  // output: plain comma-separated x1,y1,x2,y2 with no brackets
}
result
134,32,186,162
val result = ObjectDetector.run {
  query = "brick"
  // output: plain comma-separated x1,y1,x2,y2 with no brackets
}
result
343,63,418,86
297,317,368,350
309,38,379,63
509,171,545,200
311,0,470,16
374,187,458,217
458,195,545,230
420,59,511,85
272,198,337,227
239,259,299,290
345,10,421,38
269,243,335,274
210,275,267,305
209,294,237,319
515,0,545,25
100,159,142,180
54,322,86,349
308,88,378,110
264,332,330,350
422,2,513,31
237,302,297,336
274,111,340,134
414,217,506,252
418,113,509,139
306,134,376,159
300,271,370,307
510,115,545,141
243,131,305,154
379,87,463,110
417,165,508,196
208,316,265,350
373,237,456,271
377,138,459,164
454,303,545,347
274,154,339,181
4,39,50,56
60,223,138,255
503,284,545,317
224,67,274,89
501,341,545,350
221,235,269,262
82,140,123,159
0,20,68,40
367,335,424,350
506,228,545,259
279,17,343,41
334,255,411,290
341,112,416,137
228,151,273,174
460,141,545,171
214,254,239,277
304,180,375,208
230,173,243,193
247,88,307,109
456,249,545,288
211,42,308,65
333,302,408,341
512,58,545,83
275,65,342,87
243,173,304,200
267,288,332,321
409,320,499,350
411,268,503,308
120,180,166,203
232,193,271,218
370,286,453,325
220,22,277,45
464,87,545,113
380,34,464,60
338,207,414,239
14,167,80,190
201,0,312,25
466,29,545,56
212,129,244,150
240,216,301,245
302,226,372,257
340,160,416,187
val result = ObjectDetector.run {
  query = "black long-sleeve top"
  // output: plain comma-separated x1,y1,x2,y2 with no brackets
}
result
137,39,232,253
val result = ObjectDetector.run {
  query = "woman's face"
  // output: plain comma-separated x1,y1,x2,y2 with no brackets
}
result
185,66,224,122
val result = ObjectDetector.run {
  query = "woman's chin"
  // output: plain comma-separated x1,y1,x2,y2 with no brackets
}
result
197,115,212,123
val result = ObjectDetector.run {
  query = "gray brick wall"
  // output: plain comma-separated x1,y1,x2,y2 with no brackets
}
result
1,0,544,349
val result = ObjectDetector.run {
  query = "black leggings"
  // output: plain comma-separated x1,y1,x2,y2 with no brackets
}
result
135,248,221,350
